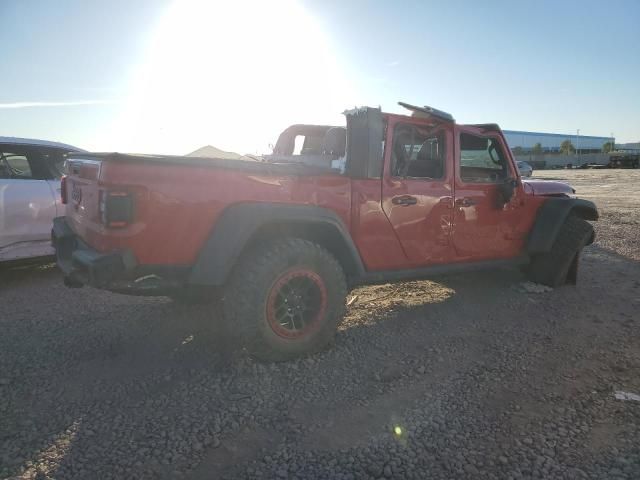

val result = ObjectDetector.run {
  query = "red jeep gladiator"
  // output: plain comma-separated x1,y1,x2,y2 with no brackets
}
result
53,103,598,360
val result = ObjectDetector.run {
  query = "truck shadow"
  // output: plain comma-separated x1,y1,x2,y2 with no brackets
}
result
2,245,637,478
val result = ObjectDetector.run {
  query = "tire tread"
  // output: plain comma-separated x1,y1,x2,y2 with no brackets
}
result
528,214,593,287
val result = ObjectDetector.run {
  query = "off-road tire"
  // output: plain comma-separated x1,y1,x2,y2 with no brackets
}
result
223,238,347,361
528,214,594,287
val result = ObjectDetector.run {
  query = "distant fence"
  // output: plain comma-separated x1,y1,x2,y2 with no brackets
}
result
514,153,609,169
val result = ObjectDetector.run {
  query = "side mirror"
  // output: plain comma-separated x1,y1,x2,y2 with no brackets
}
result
497,177,518,206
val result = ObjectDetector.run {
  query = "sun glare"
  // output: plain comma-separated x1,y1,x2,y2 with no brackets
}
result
107,0,351,155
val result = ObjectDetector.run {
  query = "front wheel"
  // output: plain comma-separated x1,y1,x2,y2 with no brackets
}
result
223,238,347,361
528,214,594,287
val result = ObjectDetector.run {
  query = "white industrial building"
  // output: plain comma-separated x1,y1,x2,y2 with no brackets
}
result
616,142,640,153
503,130,612,153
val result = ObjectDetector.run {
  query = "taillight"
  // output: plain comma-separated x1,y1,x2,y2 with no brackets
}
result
60,175,68,204
99,190,134,228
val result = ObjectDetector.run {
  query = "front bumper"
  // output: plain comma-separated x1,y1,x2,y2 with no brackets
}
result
52,217,137,288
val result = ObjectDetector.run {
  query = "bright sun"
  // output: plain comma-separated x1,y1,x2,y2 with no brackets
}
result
108,0,351,155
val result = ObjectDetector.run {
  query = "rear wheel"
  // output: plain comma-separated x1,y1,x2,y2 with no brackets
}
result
223,238,347,361
528,214,594,287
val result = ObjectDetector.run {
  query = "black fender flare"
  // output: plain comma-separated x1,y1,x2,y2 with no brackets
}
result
527,198,598,255
188,203,366,286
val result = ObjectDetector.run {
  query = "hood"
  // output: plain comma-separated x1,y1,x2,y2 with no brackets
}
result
523,179,575,197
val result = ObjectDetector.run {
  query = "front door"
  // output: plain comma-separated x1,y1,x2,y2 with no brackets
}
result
381,119,454,267
451,129,523,261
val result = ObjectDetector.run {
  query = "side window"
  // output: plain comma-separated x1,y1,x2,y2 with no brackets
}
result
391,124,445,179
293,134,324,155
0,152,33,179
459,133,508,183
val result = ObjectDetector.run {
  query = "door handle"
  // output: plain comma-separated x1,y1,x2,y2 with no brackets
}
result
392,195,418,206
455,197,477,207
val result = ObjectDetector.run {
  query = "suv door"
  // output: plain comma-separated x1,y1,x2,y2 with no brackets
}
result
0,146,58,261
451,128,525,261
381,119,454,267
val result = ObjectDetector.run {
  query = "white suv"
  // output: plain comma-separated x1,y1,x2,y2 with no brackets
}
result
0,137,83,263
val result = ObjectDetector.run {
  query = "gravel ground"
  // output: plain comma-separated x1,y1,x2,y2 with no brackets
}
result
1,170,639,479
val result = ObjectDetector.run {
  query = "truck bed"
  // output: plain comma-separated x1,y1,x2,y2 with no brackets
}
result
62,152,351,267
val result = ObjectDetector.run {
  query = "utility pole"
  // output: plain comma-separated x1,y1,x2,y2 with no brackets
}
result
576,129,580,157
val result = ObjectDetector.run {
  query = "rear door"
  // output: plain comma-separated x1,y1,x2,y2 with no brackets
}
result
0,146,58,261
381,118,455,267
451,128,523,261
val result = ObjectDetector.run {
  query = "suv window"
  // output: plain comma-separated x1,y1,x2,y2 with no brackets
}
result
0,152,33,179
460,133,508,183
391,124,445,179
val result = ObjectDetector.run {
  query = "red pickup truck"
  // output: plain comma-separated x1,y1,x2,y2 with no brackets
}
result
53,103,598,360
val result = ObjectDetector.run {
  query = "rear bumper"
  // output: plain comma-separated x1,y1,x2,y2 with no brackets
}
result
52,217,137,288
52,217,191,295
51,217,191,295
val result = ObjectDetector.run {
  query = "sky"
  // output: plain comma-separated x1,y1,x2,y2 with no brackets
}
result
0,0,638,154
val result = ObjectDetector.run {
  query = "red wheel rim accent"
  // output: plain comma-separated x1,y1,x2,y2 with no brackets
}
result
266,268,328,339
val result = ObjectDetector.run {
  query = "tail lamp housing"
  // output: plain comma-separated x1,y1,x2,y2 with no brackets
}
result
99,190,134,228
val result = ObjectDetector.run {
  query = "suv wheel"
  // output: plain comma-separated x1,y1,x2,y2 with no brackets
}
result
528,214,594,287
223,238,347,361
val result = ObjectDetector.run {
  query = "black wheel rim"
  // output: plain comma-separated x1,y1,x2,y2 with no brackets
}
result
266,269,328,339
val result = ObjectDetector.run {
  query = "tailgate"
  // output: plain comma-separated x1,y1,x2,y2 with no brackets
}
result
64,156,104,244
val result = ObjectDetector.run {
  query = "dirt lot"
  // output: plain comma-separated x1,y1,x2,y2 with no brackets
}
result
1,170,639,479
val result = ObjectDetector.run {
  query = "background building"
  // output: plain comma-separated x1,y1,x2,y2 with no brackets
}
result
615,142,640,153
503,130,613,154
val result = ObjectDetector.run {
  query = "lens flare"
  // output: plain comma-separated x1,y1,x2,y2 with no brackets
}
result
109,0,352,155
